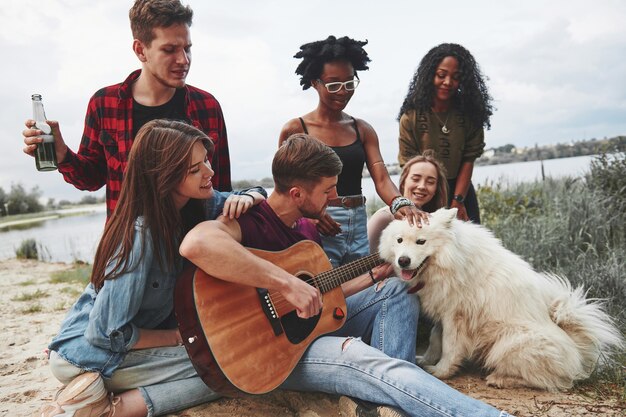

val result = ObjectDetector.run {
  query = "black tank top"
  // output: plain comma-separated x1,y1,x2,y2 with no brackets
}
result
299,117,365,196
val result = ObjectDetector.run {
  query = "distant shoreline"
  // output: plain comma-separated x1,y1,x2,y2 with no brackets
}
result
0,204,105,230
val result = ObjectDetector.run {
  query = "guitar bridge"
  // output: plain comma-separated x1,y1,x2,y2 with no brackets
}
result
256,288,283,336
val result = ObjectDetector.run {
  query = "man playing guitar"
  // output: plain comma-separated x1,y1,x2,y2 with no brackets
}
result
180,134,512,417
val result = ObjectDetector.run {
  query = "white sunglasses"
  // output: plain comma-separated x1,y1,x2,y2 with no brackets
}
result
317,78,360,93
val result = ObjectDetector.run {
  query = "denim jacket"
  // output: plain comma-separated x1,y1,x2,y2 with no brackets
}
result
48,189,266,378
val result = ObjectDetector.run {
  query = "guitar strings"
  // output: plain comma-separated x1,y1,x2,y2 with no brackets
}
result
263,254,385,313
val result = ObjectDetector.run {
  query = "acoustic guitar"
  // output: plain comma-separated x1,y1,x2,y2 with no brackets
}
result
174,240,383,396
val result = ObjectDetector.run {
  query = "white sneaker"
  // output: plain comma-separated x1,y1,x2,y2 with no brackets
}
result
37,372,117,417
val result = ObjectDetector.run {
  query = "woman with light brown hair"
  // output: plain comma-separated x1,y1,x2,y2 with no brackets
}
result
368,150,448,253
38,120,262,417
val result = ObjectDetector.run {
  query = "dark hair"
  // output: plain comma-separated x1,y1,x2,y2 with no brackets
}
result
398,150,448,213
272,134,342,193
398,43,493,129
294,36,370,90
129,0,193,46
91,119,212,290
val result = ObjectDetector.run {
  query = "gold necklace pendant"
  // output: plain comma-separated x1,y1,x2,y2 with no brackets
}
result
432,110,451,135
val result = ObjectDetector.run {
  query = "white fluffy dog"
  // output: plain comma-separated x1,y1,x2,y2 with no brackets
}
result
379,208,624,391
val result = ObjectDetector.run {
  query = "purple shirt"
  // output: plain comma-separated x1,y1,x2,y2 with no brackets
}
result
238,201,321,250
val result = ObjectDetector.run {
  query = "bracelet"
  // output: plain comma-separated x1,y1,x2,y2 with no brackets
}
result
389,196,415,215
368,269,376,284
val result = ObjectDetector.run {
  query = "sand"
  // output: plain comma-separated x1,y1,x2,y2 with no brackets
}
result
0,258,623,417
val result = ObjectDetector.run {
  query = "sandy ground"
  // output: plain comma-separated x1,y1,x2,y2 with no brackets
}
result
1,258,623,417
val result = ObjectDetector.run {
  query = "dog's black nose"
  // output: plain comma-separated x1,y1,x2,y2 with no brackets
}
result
398,256,411,268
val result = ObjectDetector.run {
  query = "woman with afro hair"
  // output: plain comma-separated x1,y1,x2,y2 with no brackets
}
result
279,35,426,268
398,43,493,223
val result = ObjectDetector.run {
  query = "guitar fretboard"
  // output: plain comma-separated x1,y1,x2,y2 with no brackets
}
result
314,253,384,293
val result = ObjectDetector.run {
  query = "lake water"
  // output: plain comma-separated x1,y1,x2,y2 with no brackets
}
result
0,207,106,263
0,155,597,263
363,154,595,204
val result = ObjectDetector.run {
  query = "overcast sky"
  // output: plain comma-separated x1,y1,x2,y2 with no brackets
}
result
1,0,625,202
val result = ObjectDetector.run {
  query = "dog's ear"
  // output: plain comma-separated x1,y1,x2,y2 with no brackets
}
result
438,207,457,226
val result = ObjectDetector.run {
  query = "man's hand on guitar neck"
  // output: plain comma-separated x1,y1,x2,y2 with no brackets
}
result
279,275,323,319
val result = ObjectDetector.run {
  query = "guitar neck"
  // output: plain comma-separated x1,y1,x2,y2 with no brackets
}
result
314,252,384,294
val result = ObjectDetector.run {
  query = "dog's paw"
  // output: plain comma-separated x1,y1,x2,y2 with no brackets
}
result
423,364,454,379
486,374,524,389
416,355,436,367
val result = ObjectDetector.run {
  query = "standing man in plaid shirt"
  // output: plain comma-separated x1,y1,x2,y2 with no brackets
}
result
22,0,231,217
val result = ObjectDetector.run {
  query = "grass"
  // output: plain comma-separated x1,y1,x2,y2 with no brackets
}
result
59,286,83,297
54,301,70,311
50,262,92,285
11,289,49,302
20,303,43,314
10,263,91,316
15,238,38,259
0,211,58,225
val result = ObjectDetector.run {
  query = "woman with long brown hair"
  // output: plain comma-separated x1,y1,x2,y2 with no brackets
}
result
38,120,263,417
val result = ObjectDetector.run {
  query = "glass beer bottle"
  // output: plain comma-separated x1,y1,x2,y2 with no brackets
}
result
31,94,57,171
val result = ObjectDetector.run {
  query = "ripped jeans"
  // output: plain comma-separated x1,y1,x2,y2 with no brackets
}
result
281,337,509,417
281,278,511,417
331,277,418,362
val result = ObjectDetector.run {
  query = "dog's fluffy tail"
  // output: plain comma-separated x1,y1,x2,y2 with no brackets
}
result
545,273,624,375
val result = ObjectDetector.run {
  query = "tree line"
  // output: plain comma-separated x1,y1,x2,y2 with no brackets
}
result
0,184,105,217
475,135,625,166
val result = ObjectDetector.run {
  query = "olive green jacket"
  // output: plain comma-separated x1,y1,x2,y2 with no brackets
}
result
398,109,485,179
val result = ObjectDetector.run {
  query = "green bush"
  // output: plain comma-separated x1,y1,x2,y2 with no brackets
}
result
15,239,38,259
477,152,626,333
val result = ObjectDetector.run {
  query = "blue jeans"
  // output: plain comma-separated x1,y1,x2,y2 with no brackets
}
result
282,337,509,417
322,205,369,268
280,278,511,417
50,279,511,417
50,347,219,417
333,277,418,362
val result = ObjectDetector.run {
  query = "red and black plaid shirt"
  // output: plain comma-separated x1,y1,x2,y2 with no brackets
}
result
58,69,231,217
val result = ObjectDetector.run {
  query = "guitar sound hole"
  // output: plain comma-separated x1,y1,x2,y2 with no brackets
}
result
279,271,322,344
280,310,321,344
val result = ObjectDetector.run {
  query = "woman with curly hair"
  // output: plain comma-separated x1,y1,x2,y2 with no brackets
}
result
398,43,493,223
279,35,426,268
